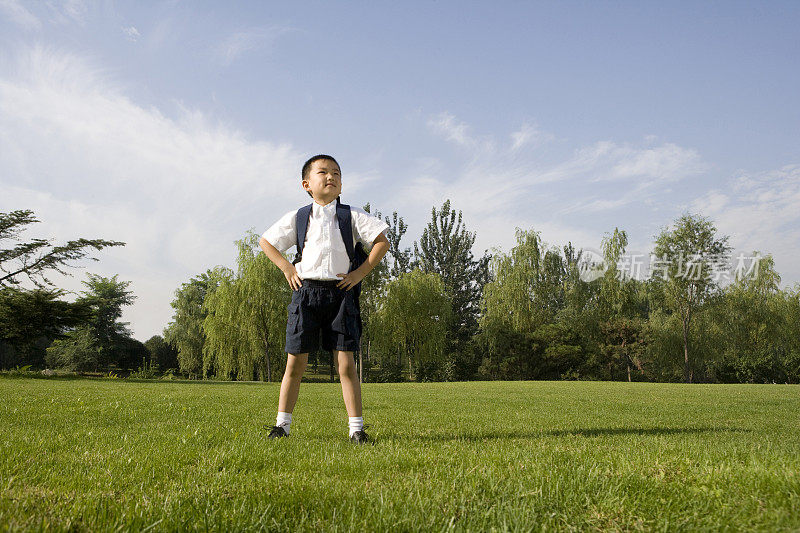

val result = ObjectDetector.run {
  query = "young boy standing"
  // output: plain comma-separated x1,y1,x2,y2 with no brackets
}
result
259,154,389,444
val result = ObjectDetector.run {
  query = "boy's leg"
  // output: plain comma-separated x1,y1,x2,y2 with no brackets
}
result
278,352,309,413
334,350,362,417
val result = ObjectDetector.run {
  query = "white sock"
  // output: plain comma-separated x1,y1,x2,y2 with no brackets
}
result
276,412,292,435
349,416,363,437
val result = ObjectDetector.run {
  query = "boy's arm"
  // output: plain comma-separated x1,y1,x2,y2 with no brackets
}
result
259,237,303,290
336,232,390,291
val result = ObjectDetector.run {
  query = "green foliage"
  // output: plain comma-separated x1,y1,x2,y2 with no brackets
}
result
45,326,101,371
414,200,489,349
143,334,179,372
482,229,560,333
371,269,452,381
44,274,137,372
202,231,290,381
703,255,799,383
164,270,219,377
652,213,732,382
360,204,393,380
0,287,92,369
128,355,159,379
479,228,589,380
382,210,412,278
0,209,124,289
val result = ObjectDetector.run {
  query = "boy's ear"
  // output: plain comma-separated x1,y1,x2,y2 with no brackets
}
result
301,179,310,191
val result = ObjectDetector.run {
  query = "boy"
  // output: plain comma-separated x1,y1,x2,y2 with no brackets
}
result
258,154,389,444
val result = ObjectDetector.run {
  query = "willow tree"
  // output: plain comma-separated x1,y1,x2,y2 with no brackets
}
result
202,231,289,381
372,269,451,381
479,228,582,379
164,269,220,378
652,213,731,383
481,228,568,334
708,253,791,382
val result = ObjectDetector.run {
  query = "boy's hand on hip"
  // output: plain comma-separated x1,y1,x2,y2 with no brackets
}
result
281,264,303,291
336,270,366,291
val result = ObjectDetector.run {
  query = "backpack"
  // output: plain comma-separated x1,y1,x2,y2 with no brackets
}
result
292,198,369,303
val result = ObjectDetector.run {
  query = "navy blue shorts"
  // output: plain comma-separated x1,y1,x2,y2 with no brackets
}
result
284,279,362,354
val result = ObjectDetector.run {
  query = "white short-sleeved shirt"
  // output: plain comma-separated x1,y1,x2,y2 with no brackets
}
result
262,200,389,281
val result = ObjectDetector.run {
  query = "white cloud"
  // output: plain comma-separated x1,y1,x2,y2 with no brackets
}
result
211,26,294,66
122,26,140,42
689,164,800,288
0,0,41,30
426,111,498,153
43,0,87,26
384,113,723,277
427,111,473,146
0,44,308,339
510,122,553,151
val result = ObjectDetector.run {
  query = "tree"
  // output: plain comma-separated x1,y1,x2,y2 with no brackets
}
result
479,228,585,380
144,335,179,372
0,287,91,369
383,211,412,278
371,269,452,381
359,204,393,381
705,253,795,383
45,273,136,371
202,232,290,381
482,229,565,333
590,228,652,380
652,213,731,383
598,317,647,381
164,270,220,378
45,327,100,372
414,200,490,354
1,209,124,289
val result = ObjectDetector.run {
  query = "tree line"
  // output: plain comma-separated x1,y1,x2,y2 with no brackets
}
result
2,205,798,383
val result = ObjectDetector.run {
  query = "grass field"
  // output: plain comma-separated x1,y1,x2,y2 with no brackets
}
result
1,377,798,532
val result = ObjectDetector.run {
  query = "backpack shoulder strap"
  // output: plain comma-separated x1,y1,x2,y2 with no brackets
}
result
294,203,313,263
335,199,356,262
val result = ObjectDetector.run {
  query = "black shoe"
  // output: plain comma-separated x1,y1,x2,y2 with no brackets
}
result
267,425,288,439
350,424,371,444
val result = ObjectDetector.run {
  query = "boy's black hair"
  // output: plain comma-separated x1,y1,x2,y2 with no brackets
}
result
301,154,340,198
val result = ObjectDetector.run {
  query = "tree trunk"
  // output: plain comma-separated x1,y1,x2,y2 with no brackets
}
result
330,350,335,383
622,338,629,382
358,341,363,383
264,336,271,383
682,312,691,383
364,339,371,384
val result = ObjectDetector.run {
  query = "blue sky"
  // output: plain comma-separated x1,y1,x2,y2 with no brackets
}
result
1,1,799,341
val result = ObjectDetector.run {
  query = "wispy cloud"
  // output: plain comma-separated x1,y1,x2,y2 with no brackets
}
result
211,25,294,66
510,122,553,151
0,44,306,338
0,0,41,30
384,111,712,260
427,112,474,146
41,0,87,26
689,164,800,286
122,26,140,42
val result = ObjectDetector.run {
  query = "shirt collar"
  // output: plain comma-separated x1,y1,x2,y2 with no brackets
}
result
312,199,337,215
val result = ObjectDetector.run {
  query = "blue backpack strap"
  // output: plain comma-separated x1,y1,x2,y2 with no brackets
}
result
293,203,313,264
335,199,356,264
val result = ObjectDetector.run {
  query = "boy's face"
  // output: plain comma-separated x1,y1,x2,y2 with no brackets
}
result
303,159,342,204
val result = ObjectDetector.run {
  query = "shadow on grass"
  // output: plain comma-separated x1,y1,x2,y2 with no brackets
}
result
407,426,752,442
0,374,267,385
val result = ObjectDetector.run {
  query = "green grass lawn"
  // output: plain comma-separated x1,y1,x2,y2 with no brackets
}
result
1,377,798,532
